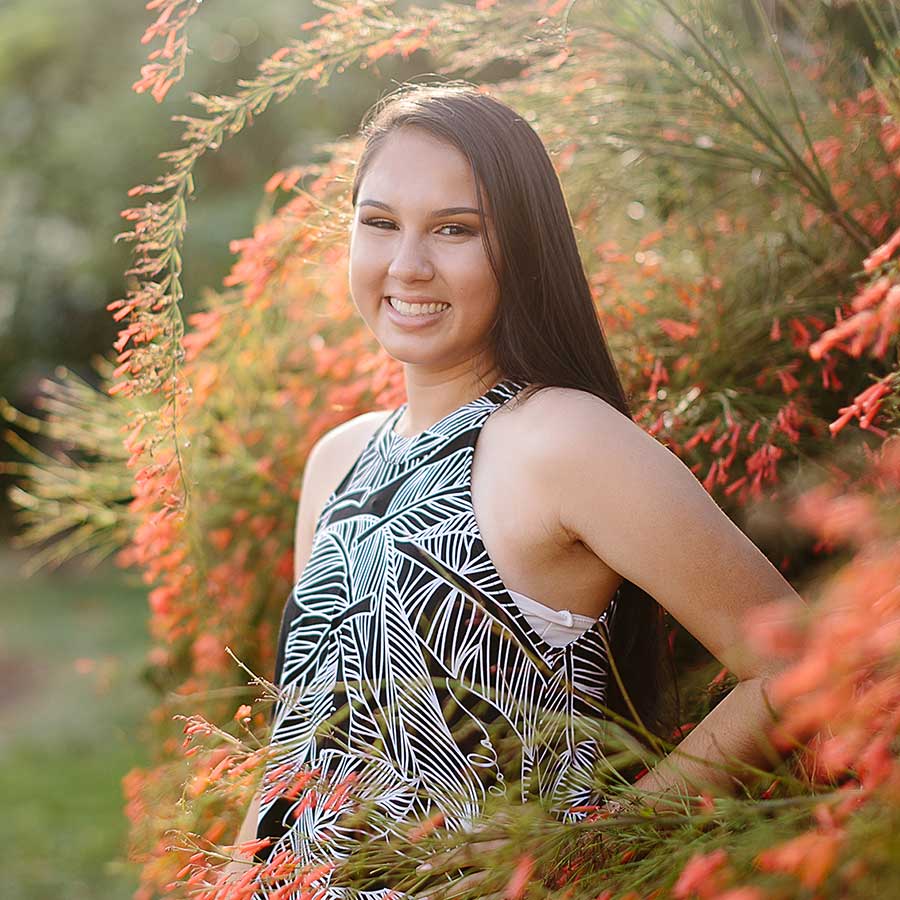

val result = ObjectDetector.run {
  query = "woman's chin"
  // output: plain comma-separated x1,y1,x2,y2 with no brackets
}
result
378,340,450,367
373,310,454,361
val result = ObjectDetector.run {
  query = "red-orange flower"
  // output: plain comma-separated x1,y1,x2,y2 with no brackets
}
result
863,224,900,272
755,828,844,889
657,317,700,341
673,848,730,898
504,853,535,900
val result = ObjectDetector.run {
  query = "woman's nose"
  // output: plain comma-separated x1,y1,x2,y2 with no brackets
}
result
388,235,434,282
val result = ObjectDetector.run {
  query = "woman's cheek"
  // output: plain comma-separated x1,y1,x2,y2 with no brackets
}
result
349,245,381,298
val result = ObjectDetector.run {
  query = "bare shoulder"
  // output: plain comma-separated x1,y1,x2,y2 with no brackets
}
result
500,385,653,458
504,389,798,682
294,409,393,577
308,409,393,488
495,384,693,532
300,409,393,522
313,409,393,453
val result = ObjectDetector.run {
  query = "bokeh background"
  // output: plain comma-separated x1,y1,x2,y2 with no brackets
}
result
0,2,428,897
2,1,898,899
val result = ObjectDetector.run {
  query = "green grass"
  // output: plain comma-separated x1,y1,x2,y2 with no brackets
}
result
0,545,155,900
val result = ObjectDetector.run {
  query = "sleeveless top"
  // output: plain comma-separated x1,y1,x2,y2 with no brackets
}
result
254,378,618,896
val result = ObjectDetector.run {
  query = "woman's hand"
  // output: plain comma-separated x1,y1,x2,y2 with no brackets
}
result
408,799,658,900
412,813,514,900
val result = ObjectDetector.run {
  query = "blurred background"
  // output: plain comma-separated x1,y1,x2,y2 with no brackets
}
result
2,1,897,898
0,2,429,896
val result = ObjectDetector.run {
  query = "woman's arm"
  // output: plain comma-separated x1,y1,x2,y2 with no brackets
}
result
218,461,321,877
631,675,778,803
538,389,802,801
224,788,263,869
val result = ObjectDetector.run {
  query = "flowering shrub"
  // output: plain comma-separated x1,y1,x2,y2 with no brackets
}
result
3,1,900,897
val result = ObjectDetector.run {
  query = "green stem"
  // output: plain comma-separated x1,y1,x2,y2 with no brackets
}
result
587,21,799,180
646,0,817,177
748,0,832,189
649,0,869,249
747,0,872,250
634,0,874,250
858,0,900,78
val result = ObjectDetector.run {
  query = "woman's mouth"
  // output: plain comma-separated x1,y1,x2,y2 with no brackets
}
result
383,296,450,324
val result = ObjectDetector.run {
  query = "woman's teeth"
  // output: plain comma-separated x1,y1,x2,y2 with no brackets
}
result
388,297,450,317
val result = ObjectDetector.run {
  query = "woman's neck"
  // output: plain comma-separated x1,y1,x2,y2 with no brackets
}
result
395,363,504,438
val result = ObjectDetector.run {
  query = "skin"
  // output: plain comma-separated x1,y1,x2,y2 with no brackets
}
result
416,394,798,897
348,126,505,434
222,125,804,895
349,126,621,620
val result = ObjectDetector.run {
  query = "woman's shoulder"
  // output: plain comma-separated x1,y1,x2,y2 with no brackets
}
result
314,408,391,446
499,383,666,480
507,384,638,442
514,382,697,510
306,409,393,488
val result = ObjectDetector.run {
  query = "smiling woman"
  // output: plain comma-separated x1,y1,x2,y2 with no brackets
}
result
220,83,803,899
349,127,502,374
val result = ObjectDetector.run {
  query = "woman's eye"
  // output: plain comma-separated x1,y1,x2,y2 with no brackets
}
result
359,218,472,236
437,224,472,236
361,217,396,230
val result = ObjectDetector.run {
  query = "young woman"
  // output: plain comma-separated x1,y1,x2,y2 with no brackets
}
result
226,83,800,896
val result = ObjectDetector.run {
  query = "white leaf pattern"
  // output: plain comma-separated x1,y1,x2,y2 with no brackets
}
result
254,379,617,899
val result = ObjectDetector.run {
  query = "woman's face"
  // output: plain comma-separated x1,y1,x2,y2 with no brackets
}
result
349,127,500,374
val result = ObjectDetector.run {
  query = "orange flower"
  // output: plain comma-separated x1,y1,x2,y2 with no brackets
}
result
745,607,804,669
300,861,336,888
673,848,730,898
825,376,894,436
863,224,900,272
209,528,233,552
789,317,812,348
712,889,766,900
856,732,895,790
852,275,892,312
366,38,397,61
657,318,699,341
774,367,800,395
408,810,445,842
647,357,670,398
504,853,535,900
322,771,358,811
192,633,226,675
755,828,844,888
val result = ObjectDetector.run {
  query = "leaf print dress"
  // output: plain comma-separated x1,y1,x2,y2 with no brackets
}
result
254,378,618,898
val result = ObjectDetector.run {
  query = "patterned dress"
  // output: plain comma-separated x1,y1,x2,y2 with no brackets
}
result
255,378,617,897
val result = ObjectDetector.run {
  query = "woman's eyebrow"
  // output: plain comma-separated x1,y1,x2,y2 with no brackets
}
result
357,199,483,217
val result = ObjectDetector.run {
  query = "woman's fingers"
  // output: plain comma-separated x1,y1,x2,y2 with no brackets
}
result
444,869,490,898
413,812,516,898
416,838,510,874
419,868,492,900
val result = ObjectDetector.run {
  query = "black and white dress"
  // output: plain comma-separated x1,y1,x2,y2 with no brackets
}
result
255,378,617,897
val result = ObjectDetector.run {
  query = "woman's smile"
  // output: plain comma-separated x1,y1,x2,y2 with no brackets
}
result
383,295,451,326
348,126,500,371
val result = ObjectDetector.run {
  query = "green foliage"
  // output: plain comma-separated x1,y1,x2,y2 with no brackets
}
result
3,1,900,898
0,548,152,900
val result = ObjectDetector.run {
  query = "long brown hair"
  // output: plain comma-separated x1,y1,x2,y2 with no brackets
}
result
351,82,674,739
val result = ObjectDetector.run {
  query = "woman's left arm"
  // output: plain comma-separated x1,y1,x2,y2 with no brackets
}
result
412,394,803,898
629,676,778,803
545,391,805,804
